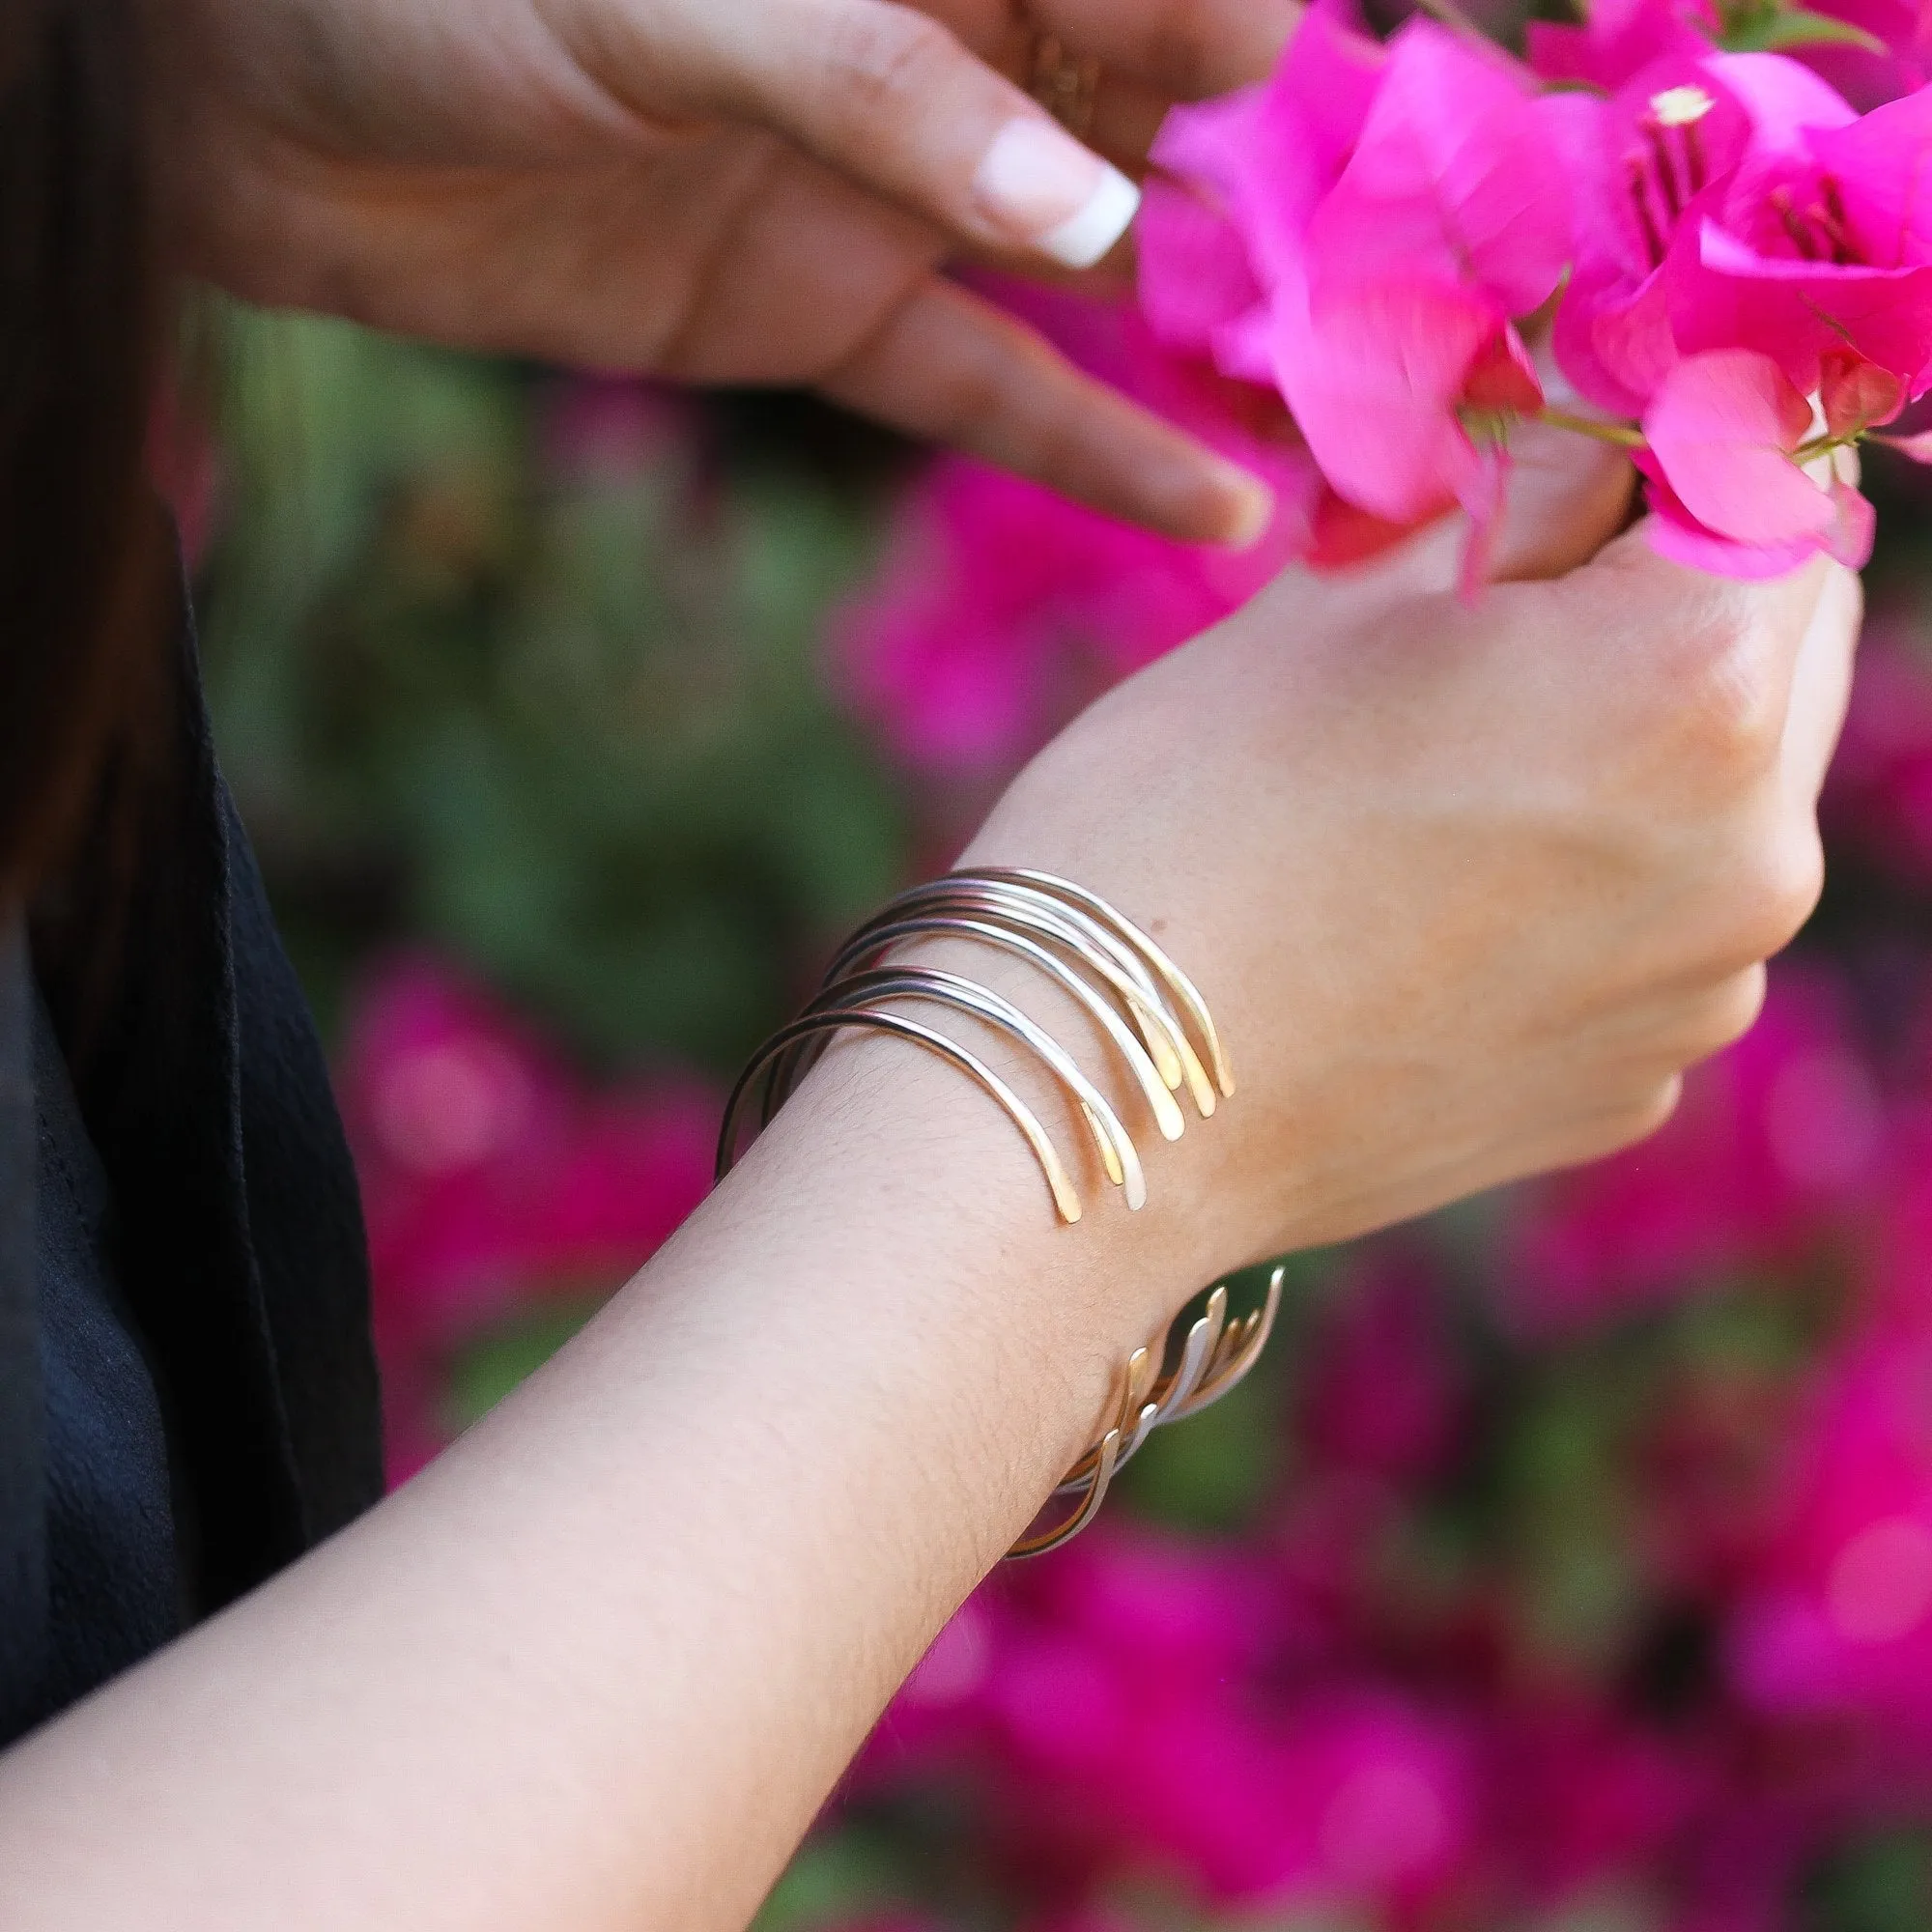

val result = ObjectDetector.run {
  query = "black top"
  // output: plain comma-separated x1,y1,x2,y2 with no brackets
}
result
0,569,384,1747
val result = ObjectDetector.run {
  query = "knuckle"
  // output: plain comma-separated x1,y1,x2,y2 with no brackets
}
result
1723,829,1825,963
822,4,962,115
1682,964,1770,1063
1661,610,1781,781
1600,1076,1686,1155
1562,1077,1686,1168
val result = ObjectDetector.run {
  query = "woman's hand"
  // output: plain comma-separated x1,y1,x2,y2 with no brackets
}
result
963,429,1861,1291
153,0,1287,543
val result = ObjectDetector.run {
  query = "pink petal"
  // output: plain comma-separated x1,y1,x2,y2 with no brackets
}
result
1682,220,1932,390
1825,473,1879,565
1874,425,1932,461
1275,279,1525,524
1706,50,1859,151
1151,11,1384,277
1643,495,1831,576
1642,348,1834,544
1307,488,1440,568
1457,444,1512,603
1137,180,1264,357
1463,324,1546,413
1544,60,1751,413
1604,57,1754,270
1805,80,1932,263
1554,259,1682,417
1304,22,1571,318
1526,0,1717,89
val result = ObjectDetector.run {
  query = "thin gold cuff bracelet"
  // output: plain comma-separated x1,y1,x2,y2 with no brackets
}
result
715,868,1279,1557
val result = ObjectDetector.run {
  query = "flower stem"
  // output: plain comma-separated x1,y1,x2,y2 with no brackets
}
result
1411,0,1493,39
1536,407,1648,449
1791,432,1856,465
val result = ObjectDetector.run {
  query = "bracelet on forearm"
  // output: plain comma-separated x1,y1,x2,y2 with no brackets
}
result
715,868,1282,1558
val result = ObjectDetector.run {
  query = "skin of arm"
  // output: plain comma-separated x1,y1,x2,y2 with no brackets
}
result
0,1023,1195,1931
0,437,1864,1929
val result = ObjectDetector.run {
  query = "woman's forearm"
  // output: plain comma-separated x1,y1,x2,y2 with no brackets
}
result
0,1028,1208,1930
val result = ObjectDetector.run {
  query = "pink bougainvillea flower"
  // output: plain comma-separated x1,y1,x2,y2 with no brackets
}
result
1503,969,1883,1334
1275,278,1542,552
1548,59,1755,416
1147,20,1565,583
1638,348,1875,571
335,956,717,1482
1142,9,1387,381
1546,48,1932,435
1281,28,1567,575
1141,11,1932,586
1526,0,1717,92
1636,447,1870,576
1643,346,1834,535
1300,23,1574,318
1677,68,1932,395
1134,182,1264,371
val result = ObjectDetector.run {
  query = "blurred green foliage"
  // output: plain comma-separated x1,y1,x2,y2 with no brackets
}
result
198,304,909,1070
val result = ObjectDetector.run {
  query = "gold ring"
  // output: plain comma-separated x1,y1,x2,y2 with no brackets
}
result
1028,31,1102,143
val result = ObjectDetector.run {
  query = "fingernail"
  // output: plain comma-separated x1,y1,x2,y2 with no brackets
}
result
971,118,1141,270
1215,467,1274,551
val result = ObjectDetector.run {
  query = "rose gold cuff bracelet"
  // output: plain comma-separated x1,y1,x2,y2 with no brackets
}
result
715,868,1282,1558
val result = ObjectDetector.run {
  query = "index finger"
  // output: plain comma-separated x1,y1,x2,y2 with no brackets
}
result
821,274,1274,544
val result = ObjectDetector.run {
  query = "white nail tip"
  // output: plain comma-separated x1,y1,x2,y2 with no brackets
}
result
1037,166,1140,270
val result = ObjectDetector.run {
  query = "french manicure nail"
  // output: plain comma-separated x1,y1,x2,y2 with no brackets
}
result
971,118,1141,270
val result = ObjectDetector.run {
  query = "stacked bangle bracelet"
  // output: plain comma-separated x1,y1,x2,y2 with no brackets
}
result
716,867,1283,1557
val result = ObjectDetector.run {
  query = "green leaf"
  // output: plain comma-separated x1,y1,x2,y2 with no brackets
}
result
1721,6,1887,53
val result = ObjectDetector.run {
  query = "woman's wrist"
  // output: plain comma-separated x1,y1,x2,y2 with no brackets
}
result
700,857,1280,1563
709,999,1231,1491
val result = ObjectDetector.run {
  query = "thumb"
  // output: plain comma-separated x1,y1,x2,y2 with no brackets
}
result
1383,347,1638,595
1483,415,1636,584
1485,338,1638,584
1327,418,1634,608
691,0,1141,269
